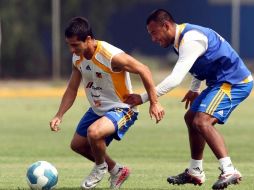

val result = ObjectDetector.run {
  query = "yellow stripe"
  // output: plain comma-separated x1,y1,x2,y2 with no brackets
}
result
175,24,186,49
206,90,224,114
100,46,112,60
206,83,232,115
91,41,112,65
111,72,130,102
92,55,112,73
206,90,221,113
117,110,134,129
208,91,224,115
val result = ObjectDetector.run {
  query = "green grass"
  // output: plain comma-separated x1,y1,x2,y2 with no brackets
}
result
1,96,254,190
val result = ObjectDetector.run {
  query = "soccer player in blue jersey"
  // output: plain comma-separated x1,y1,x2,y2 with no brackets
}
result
125,9,253,189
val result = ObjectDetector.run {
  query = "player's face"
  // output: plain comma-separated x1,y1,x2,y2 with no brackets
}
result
147,20,175,48
65,36,87,56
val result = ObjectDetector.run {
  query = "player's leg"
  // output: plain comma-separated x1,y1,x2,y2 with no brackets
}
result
167,110,206,186
87,116,115,165
82,107,138,189
71,133,117,171
209,82,252,189
167,90,210,186
185,110,206,160
72,108,117,189
80,117,116,189
193,112,227,158
104,108,138,189
71,133,94,161
194,82,252,189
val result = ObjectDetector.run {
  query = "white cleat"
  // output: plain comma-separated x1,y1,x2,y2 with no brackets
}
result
212,168,242,190
81,164,108,189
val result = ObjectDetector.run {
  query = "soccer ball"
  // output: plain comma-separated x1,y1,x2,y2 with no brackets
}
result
26,161,58,190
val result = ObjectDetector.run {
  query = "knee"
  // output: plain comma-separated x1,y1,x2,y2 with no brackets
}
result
87,126,102,141
70,140,80,153
192,117,210,133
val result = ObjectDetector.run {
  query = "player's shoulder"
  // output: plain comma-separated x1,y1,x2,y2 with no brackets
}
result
97,41,124,60
183,30,208,43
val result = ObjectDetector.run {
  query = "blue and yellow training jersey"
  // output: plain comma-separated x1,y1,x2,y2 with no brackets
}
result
176,23,251,86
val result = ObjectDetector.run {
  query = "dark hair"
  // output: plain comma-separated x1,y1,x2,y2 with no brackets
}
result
65,17,94,41
146,9,175,25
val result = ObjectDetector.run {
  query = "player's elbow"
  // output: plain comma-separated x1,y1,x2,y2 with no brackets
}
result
138,64,151,76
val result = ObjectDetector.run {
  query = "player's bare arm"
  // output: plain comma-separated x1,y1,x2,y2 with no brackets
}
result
50,66,82,131
111,53,165,123
181,77,201,109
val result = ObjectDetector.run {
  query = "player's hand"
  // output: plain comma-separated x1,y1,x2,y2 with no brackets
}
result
124,93,142,107
181,90,199,109
150,102,165,124
49,116,62,132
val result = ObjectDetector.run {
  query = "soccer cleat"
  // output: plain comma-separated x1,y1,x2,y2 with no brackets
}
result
167,168,205,186
109,166,130,189
81,164,108,189
212,168,242,190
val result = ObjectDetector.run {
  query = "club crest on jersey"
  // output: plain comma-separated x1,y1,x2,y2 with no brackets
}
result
96,72,102,78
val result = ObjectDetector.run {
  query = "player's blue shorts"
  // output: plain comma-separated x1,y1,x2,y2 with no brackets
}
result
190,81,253,124
76,107,138,145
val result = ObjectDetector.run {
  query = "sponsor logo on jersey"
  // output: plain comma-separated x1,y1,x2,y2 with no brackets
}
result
86,82,93,88
86,82,102,90
91,92,100,98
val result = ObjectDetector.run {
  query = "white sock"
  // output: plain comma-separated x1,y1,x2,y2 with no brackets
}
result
219,157,234,173
96,162,108,171
189,159,203,173
109,163,122,175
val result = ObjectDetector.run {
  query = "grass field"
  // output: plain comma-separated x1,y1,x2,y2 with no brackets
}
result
1,86,254,190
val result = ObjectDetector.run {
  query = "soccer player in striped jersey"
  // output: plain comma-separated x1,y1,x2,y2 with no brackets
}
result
49,17,164,189
125,9,253,190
